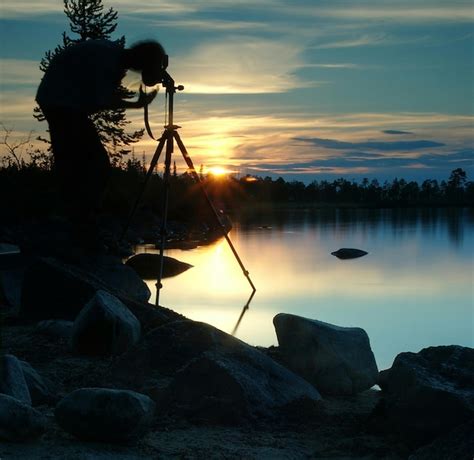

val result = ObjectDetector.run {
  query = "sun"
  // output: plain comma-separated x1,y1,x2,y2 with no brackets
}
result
208,166,231,177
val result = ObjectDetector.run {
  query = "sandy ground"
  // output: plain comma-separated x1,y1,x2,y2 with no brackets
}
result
0,319,408,459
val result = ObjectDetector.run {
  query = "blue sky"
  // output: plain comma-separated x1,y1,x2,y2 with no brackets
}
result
1,0,473,183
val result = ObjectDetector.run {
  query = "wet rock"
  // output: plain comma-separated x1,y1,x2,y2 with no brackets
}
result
20,361,56,406
376,345,474,444
273,313,378,395
331,248,368,259
71,290,141,356
0,394,46,441
125,253,193,279
0,354,31,405
113,320,321,423
55,388,156,442
36,319,74,339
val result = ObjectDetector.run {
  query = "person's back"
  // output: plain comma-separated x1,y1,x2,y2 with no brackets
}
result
37,39,124,114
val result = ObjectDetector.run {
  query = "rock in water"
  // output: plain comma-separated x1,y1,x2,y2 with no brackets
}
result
331,248,368,259
0,354,31,405
55,388,156,442
273,313,378,395
0,394,46,441
377,345,474,444
125,253,193,279
71,290,141,356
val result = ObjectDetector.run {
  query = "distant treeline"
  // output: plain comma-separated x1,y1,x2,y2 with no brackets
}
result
0,162,472,223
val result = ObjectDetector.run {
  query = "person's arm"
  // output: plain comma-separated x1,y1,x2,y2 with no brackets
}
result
108,87,157,110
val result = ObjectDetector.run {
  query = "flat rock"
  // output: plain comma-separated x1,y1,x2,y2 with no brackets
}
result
126,253,193,279
0,394,46,441
113,320,321,423
331,248,368,259
55,388,156,442
273,313,378,395
71,290,141,356
376,345,474,444
0,354,31,405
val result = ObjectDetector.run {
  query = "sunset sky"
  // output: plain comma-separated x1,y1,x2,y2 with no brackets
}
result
1,0,473,183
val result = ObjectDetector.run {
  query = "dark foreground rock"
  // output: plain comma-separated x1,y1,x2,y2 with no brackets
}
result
0,394,46,441
36,319,74,339
273,313,378,395
20,360,56,406
0,354,31,405
408,419,474,460
55,388,156,442
377,345,474,444
331,248,368,259
112,320,321,422
126,253,193,279
71,290,141,356
19,256,176,330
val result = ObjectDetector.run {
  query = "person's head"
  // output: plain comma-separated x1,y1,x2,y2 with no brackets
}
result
124,40,167,87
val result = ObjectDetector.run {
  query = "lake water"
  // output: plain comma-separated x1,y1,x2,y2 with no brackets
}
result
143,207,474,371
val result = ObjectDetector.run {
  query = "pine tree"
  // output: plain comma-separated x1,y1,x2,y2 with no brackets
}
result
33,0,143,164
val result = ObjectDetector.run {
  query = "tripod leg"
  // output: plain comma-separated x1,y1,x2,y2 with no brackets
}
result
156,131,174,306
120,133,167,241
174,131,256,293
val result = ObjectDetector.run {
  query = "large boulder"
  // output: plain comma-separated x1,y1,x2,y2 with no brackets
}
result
71,290,141,356
0,354,31,405
113,320,321,422
20,361,56,406
0,394,46,441
80,256,151,303
20,256,173,329
55,388,156,442
377,345,474,444
273,313,378,395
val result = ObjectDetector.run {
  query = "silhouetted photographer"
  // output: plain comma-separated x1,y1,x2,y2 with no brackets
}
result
36,39,167,251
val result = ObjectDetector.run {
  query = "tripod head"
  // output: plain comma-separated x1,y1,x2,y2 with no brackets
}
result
158,55,184,93
161,70,184,93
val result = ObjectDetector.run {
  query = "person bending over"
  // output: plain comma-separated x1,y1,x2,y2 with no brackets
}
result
36,39,166,249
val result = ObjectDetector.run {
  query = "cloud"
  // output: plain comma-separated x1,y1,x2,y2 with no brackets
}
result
294,137,445,151
310,5,474,23
0,59,42,86
383,130,414,135
171,38,315,94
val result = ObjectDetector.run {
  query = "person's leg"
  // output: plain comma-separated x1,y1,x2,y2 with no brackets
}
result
44,108,111,250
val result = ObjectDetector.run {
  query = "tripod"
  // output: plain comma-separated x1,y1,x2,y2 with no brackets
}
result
122,72,256,307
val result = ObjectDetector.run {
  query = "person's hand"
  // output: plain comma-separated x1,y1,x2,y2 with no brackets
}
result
137,86,157,108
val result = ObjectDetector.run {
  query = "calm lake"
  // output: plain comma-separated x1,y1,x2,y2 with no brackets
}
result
144,207,474,371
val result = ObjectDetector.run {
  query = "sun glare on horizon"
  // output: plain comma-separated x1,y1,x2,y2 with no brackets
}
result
208,166,233,177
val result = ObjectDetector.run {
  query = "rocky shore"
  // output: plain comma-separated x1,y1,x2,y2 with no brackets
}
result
1,234,473,458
